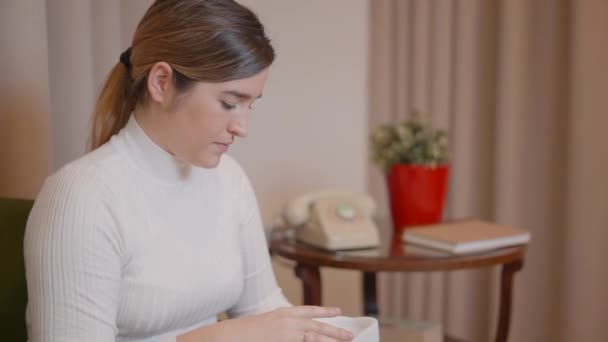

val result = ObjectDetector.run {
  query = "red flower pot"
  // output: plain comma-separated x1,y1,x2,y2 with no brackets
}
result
386,164,449,237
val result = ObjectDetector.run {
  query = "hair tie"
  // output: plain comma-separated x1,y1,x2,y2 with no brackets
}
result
120,47,132,67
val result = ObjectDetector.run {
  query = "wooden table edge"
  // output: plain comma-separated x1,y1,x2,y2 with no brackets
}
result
270,239,527,272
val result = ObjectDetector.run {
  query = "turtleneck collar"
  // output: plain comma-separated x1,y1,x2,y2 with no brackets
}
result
114,115,198,183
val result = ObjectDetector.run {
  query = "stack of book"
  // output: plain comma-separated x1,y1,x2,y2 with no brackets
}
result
401,219,530,254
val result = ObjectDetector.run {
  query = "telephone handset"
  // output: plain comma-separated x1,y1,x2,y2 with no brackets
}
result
283,190,380,251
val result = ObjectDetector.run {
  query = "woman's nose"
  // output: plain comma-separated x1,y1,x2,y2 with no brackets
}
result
228,113,248,138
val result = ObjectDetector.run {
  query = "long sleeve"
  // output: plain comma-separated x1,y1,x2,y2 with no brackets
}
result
24,165,124,342
226,168,291,318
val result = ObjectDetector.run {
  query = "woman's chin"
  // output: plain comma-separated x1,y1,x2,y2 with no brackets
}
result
189,154,222,169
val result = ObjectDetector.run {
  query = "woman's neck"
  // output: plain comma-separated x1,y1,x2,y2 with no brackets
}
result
133,106,176,157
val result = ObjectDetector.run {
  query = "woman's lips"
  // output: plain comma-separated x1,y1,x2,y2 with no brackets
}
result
214,142,231,152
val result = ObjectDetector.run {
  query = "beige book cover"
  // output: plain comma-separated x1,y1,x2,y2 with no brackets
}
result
402,220,530,254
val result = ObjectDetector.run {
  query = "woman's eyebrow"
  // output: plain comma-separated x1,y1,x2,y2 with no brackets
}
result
221,90,262,100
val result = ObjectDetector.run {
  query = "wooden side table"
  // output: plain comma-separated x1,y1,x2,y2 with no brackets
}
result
270,227,526,342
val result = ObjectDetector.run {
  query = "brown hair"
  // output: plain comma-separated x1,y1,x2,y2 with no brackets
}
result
89,0,275,150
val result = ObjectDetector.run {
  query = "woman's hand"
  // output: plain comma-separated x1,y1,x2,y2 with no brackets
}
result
178,306,355,342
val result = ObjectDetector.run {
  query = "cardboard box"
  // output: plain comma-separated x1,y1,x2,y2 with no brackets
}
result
379,319,442,342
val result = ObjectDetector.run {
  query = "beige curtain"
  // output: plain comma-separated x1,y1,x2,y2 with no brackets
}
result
0,0,152,199
0,0,53,198
369,0,608,341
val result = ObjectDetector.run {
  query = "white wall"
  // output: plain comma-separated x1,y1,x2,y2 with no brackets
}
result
233,0,370,221
233,0,369,315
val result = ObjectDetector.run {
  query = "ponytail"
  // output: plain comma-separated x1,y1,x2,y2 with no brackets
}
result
88,62,135,151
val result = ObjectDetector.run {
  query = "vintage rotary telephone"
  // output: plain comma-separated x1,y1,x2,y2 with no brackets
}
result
282,190,380,251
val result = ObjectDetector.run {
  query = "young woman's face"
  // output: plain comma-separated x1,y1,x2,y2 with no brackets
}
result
165,68,269,168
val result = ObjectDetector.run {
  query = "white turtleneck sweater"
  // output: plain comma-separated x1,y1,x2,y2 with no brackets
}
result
24,116,290,342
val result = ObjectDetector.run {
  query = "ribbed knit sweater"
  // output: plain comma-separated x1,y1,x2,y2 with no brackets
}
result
24,116,289,342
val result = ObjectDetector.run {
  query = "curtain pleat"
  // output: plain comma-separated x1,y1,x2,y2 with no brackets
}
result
369,0,608,341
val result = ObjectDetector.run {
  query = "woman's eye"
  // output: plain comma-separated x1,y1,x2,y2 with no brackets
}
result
248,100,259,110
221,101,237,110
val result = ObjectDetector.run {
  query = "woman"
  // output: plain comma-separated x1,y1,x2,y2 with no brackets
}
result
24,1,354,341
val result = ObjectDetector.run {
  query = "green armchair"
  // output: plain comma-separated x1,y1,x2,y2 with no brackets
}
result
0,198,34,342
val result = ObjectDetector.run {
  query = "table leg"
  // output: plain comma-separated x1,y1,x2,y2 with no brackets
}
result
363,272,378,316
494,259,524,342
295,263,322,306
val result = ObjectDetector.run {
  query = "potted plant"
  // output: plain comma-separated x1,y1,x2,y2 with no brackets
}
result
370,114,450,237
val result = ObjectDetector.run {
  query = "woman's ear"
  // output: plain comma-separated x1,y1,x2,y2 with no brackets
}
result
147,62,175,106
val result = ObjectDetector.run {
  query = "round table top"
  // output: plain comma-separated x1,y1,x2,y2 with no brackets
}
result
269,226,526,272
